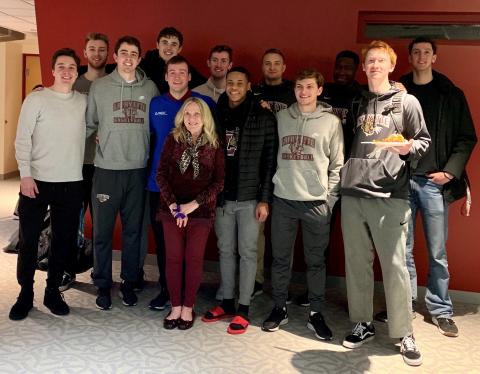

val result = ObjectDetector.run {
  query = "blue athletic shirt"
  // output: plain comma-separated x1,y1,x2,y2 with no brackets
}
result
147,91,216,192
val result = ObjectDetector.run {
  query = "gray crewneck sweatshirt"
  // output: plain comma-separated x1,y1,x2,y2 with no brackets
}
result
273,101,344,208
15,88,87,182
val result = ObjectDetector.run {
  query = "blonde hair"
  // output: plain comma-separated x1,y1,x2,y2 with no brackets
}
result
362,40,397,66
173,97,219,148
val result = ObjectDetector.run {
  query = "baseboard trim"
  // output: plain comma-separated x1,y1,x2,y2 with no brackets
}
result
120,254,480,305
0,170,19,180
324,275,480,305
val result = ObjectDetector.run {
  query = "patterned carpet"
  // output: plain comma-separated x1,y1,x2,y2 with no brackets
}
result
0,217,479,374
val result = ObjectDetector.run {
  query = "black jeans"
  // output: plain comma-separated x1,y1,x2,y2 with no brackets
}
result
17,180,83,289
64,164,95,275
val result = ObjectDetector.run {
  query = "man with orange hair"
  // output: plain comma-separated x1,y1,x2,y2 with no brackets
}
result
340,40,430,366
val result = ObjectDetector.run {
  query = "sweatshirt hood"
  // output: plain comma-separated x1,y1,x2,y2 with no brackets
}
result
286,100,333,120
109,67,148,87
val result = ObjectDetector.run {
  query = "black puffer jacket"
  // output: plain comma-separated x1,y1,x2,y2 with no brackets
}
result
139,49,206,94
216,91,278,205
401,71,477,203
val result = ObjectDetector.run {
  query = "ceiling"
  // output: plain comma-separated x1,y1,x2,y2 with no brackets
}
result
0,0,36,40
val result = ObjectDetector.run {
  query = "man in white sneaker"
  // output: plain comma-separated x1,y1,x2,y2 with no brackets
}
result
340,40,430,366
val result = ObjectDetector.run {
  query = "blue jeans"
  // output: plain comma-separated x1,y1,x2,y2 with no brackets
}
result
406,175,453,318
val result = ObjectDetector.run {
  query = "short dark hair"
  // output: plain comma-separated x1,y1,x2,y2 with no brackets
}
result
85,32,109,48
51,48,80,69
227,66,251,82
165,55,190,74
156,26,184,46
209,45,233,61
114,35,141,56
408,36,437,54
263,48,285,62
335,50,360,66
294,68,325,87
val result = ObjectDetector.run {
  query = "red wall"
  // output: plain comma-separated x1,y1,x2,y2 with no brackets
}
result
36,0,480,292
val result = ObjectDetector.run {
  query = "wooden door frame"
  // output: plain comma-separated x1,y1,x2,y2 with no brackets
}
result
22,53,40,100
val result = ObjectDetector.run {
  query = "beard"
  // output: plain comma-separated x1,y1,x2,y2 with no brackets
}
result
88,58,107,69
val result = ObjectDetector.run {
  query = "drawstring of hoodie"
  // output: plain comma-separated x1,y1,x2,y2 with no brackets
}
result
296,114,308,150
120,81,124,114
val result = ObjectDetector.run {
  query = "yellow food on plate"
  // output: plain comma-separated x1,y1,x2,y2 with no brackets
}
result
373,133,406,143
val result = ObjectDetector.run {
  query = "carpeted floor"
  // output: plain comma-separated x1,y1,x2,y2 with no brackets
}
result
0,216,479,374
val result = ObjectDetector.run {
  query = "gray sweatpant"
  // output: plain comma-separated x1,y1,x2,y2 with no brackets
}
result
215,200,260,306
92,167,147,289
341,195,413,338
271,196,331,312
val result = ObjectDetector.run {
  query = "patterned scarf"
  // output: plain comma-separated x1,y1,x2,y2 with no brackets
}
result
179,132,204,179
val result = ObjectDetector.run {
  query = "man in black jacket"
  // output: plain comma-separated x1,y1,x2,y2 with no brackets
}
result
320,50,361,158
139,26,205,93
202,67,277,335
389,37,476,337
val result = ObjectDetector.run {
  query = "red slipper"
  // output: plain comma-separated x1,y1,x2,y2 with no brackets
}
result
227,315,249,335
201,305,235,323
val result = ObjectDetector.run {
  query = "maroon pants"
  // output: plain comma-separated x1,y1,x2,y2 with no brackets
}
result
161,216,211,307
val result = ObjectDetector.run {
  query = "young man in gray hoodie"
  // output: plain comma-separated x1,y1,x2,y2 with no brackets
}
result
86,36,159,310
340,41,430,366
262,68,344,340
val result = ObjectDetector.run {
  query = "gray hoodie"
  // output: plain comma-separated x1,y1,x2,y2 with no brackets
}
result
273,101,344,208
86,68,159,170
340,87,431,199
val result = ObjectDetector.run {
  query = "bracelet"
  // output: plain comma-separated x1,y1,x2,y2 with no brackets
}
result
443,172,453,181
174,212,186,219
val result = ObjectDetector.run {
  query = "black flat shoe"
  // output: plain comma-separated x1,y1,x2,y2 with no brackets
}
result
178,311,196,330
163,313,180,330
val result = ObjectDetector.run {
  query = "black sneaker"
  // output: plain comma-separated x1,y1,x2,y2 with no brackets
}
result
286,293,292,305
295,291,310,307
9,288,34,321
43,287,70,316
375,302,416,323
119,281,137,306
37,257,49,271
149,290,170,311
342,322,375,348
59,272,76,292
374,310,388,323
96,288,112,310
307,312,332,341
400,334,422,366
432,317,459,337
251,281,264,299
262,306,288,332
133,269,146,292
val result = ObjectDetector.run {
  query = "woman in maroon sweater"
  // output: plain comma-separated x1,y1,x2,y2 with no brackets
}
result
156,97,225,330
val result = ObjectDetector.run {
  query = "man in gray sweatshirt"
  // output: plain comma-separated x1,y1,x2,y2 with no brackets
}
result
86,36,159,310
10,48,86,321
262,68,344,340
